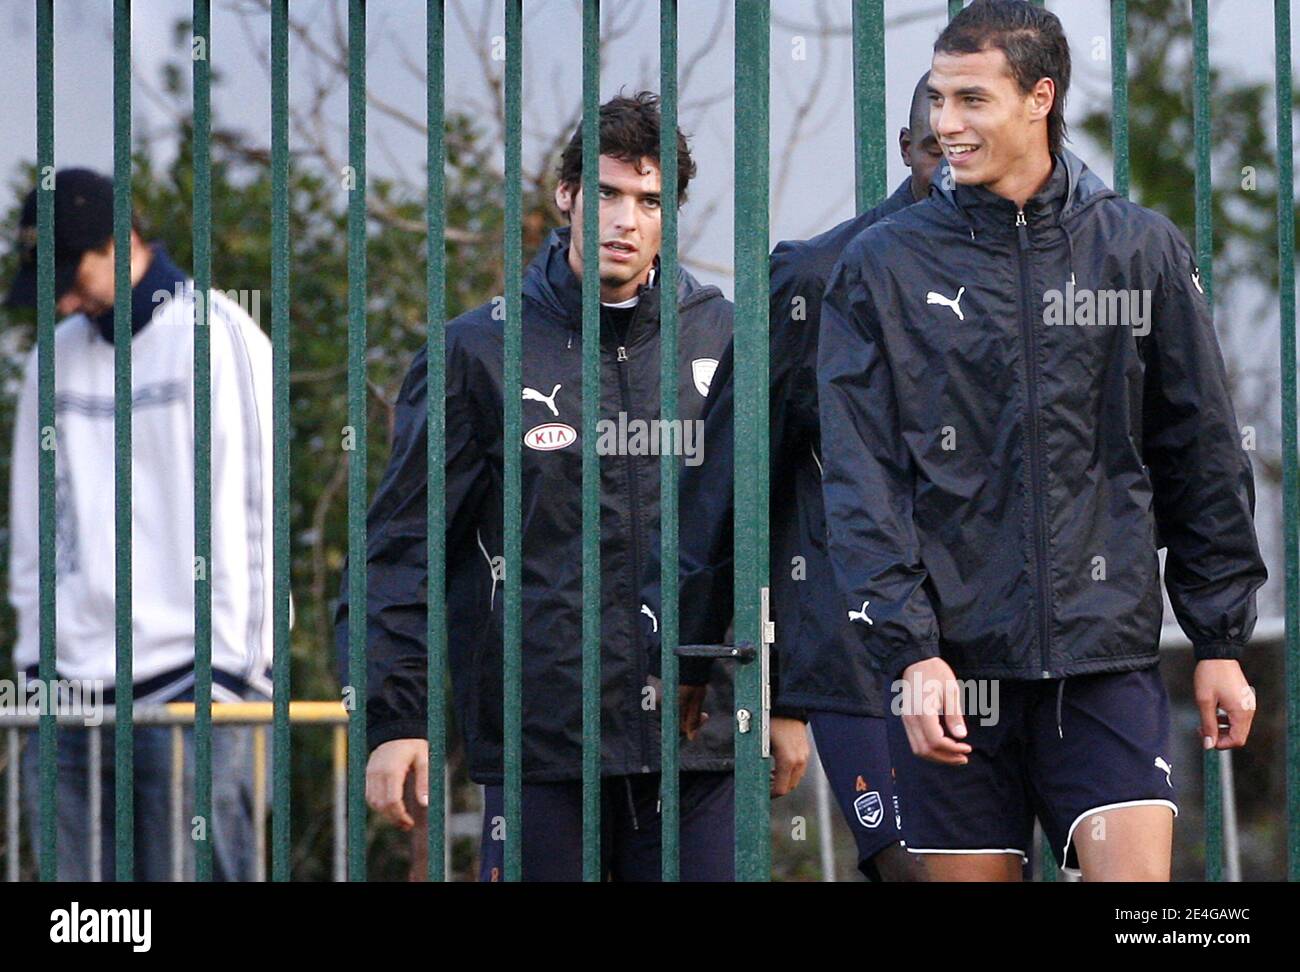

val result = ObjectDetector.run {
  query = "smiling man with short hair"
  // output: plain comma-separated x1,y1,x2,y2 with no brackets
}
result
818,0,1265,881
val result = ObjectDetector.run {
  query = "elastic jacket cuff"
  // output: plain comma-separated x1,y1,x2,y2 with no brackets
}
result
1192,640,1248,662
770,705,808,723
367,719,428,754
885,641,942,683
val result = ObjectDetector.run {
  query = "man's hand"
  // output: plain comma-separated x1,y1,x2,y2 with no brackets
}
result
679,684,709,741
770,717,810,797
366,738,429,831
899,657,972,765
1194,659,1256,751
645,677,710,740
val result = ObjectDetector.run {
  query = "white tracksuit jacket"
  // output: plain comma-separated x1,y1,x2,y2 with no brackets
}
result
8,274,273,700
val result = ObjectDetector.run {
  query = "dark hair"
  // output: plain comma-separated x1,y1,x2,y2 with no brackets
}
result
934,0,1071,154
557,91,696,205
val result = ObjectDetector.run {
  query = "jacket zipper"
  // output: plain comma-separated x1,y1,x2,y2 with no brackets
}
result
1015,208,1053,679
615,340,654,770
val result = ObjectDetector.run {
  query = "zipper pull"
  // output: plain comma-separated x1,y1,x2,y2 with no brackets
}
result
1015,209,1027,227
617,346,627,362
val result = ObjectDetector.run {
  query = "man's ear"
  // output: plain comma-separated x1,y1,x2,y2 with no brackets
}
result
1028,77,1055,124
129,227,150,258
899,127,912,168
555,181,575,218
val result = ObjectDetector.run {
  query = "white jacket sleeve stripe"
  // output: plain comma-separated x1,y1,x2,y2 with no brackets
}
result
210,298,272,685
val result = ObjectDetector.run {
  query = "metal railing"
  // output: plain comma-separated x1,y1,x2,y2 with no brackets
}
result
1,701,347,882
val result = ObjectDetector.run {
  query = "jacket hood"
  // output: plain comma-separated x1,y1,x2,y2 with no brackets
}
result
91,244,188,344
522,226,721,329
931,149,1116,234
929,149,1116,287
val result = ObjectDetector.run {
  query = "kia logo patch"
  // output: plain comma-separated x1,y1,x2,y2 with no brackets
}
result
524,422,576,451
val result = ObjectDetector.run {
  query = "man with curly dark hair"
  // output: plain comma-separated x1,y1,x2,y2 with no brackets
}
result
340,92,738,881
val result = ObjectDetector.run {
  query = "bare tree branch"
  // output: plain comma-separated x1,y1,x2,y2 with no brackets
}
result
772,0,839,225
309,450,349,661
772,3,949,36
678,2,729,99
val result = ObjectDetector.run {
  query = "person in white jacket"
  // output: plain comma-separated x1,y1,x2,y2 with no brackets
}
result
5,168,273,880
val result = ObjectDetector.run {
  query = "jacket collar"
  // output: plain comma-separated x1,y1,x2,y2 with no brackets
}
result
524,226,712,330
932,149,1115,236
886,176,921,211
91,244,188,344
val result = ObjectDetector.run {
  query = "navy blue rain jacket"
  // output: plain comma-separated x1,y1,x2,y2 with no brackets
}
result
818,152,1266,681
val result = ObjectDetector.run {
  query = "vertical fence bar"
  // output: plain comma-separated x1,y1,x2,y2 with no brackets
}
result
948,1,963,20
811,742,835,881
1037,834,1059,884
1190,0,1223,882
425,0,448,884
88,725,101,880
443,764,451,877
191,0,214,884
733,0,771,882
6,729,18,881
1029,0,1062,887
1039,834,1058,882
1110,0,1129,198
659,0,681,884
851,0,885,212
113,0,135,882
346,0,369,882
34,0,57,884
270,0,292,883
1037,0,1060,891
1276,0,1300,884
252,726,266,881
580,0,602,883
332,724,346,881
502,0,524,883
170,726,184,880
1222,750,1241,880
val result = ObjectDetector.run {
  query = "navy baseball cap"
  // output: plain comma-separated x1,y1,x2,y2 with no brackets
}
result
5,168,116,309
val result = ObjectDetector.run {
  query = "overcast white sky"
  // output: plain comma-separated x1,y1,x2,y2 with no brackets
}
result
2,0,1294,278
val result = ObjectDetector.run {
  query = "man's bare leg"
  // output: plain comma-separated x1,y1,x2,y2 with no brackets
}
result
918,852,1023,882
866,842,930,881
1071,804,1173,881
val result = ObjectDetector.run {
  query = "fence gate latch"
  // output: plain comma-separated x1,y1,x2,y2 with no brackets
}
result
761,586,774,758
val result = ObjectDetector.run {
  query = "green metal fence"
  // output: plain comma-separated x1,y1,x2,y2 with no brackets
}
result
659,0,682,883
33,0,55,884
1276,0,1300,887
14,0,1300,883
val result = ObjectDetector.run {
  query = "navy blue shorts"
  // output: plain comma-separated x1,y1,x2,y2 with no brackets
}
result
479,771,734,881
808,711,904,876
885,667,1178,869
